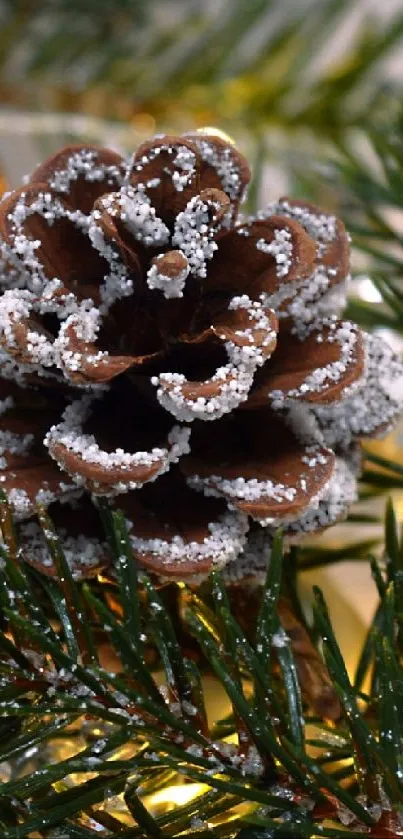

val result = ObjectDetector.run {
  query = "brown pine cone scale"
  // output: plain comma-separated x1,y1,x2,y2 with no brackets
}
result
0,131,401,581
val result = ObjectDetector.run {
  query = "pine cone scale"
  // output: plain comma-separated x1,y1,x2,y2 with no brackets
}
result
203,216,317,299
276,197,350,288
183,131,252,218
0,132,401,580
20,495,109,579
181,411,335,523
246,320,366,408
0,456,76,520
129,136,203,225
46,416,190,496
117,472,248,578
28,144,125,213
0,184,109,307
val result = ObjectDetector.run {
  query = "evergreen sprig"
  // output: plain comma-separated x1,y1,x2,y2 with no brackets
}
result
0,490,401,837
1,0,403,137
324,121,403,339
285,112,403,344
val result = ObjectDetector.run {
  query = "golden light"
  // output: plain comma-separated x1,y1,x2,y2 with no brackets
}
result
393,493,403,522
131,112,156,136
195,126,236,144
144,780,254,826
0,166,8,196
145,781,208,811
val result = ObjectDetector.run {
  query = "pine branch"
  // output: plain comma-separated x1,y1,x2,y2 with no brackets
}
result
1,1,403,137
300,117,403,339
0,492,401,836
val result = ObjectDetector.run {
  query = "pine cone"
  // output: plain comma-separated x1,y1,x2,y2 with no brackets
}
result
0,131,402,581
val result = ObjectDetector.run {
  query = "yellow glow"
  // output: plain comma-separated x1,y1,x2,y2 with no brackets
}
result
145,782,254,827
131,112,156,135
147,782,208,809
195,126,235,144
0,169,8,197
299,566,369,683
364,422,403,468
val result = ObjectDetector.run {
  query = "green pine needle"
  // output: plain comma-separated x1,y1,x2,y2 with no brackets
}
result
0,496,401,835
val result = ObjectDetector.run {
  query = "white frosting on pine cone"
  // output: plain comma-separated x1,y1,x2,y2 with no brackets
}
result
45,396,191,495
223,528,272,584
4,483,79,521
266,200,338,244
0,190,88,292
188,474,298,505
88,217,133,310
255,228,293,279
0,130,401,582
185,134,246,203
120,188,170,246
286,455,358,535
127,509,248,573
0,429,33,462
146,252,190,299
19,519,107,578
270,320,364,407
152,296,277,421
171,194,219,280
131,142,198,192
312,333,403,447
48,148,123,194
285,270,349,328
0,289,55,367
255,199,349,326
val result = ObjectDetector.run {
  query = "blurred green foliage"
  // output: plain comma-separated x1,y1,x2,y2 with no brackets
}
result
1,0,403,138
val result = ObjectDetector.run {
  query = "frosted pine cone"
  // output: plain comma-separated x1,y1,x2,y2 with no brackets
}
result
0,131,402,581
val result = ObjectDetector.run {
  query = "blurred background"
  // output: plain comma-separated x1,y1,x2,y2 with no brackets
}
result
1,0,403,656
1,0,403,189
